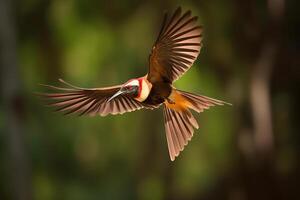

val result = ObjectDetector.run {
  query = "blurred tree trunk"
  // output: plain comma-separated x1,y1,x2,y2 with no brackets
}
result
0,0,32,200
250,0,284,158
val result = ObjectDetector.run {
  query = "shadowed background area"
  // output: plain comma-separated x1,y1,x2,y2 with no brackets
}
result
0,0,299,200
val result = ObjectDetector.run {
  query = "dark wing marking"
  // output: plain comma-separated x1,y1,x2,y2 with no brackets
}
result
148,7,202,83
37,79,145,116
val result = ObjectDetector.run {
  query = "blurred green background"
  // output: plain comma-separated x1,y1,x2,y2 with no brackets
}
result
0,0,299,200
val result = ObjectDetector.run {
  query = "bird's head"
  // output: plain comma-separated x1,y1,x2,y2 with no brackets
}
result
107,79,140,102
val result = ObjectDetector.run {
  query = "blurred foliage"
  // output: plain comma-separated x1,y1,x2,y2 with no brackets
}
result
1,0,299,200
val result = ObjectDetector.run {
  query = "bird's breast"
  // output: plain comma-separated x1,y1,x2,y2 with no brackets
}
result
135,77,152,102
142,82,172,106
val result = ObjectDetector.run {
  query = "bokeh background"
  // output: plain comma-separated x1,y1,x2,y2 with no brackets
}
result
1,0,299,200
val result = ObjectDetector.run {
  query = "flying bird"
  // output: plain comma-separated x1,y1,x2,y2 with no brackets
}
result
39,7,231,161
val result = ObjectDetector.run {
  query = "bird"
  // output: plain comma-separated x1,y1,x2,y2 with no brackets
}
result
38,7,231,161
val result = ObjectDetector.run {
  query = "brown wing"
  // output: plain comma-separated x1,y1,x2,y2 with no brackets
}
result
38,79,145,116
148,7,202,83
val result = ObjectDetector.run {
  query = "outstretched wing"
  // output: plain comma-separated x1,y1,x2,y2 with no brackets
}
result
38,79,145,116
148,7,202,83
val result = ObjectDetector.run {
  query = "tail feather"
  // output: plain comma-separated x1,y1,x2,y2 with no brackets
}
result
163,89,230,161
163,105,197,161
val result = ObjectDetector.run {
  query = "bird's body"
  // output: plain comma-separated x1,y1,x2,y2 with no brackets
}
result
144,79,171,105
39,7,231,161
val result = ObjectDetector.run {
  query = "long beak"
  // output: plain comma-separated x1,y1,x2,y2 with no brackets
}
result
107,89,124,102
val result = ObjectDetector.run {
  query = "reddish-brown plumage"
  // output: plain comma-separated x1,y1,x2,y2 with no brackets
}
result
38,7,231,161
137,78,143,98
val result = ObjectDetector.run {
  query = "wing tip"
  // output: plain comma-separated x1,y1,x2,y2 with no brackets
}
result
224,101,233,106
170,156,175,161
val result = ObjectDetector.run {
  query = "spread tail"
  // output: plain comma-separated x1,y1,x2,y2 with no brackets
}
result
163,89,230,161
